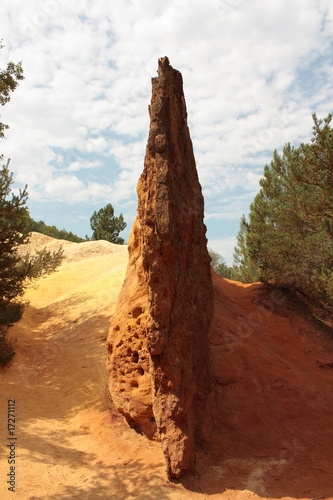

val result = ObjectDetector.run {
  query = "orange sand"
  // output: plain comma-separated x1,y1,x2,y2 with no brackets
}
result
1,234,333,499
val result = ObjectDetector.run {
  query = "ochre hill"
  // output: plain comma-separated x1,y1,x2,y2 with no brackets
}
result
1,56,333,498
1,233,332,499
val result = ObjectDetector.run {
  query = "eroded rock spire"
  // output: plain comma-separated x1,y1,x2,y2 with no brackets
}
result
106,56,213,478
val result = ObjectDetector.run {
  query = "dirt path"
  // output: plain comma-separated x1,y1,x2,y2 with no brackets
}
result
1,235,333,499
0,236,181,499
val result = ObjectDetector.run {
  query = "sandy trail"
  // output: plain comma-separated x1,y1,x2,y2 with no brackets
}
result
0,235,177,499
1,234,333,499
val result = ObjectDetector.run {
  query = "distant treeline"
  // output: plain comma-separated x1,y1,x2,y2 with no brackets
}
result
26,217,86,243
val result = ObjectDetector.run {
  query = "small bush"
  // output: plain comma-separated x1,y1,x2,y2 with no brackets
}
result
0,300,23,367
0,331,15,367
0,299,24,325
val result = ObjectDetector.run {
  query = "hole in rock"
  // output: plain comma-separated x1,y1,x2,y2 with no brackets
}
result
127,325,132,332
113,325,120,332
132,307,143,319
130,380,139,388
137,368,144,375
132,351,139,363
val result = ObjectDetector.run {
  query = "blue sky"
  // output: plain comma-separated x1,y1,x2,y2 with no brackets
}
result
1,0,333,263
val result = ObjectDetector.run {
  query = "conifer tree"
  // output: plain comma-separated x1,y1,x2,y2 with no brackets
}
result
232,215,260,283
0,160,64,364
89,203,127,244
232,114,333,301
0,45,63,365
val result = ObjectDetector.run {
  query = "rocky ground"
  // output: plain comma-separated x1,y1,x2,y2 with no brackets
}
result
1,233,333,499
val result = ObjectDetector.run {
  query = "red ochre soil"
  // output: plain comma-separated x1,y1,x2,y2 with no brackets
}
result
0,233,333,499
188,272,333,499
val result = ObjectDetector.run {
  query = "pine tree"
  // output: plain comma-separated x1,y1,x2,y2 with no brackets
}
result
0,46,63,365
233,114,333,301
0,160,63,365
89,203,127,244
232,215,260,282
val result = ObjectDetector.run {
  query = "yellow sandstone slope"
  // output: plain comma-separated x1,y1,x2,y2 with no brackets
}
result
0,233,176,499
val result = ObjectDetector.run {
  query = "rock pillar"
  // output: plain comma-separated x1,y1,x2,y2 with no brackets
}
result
107,57,213,478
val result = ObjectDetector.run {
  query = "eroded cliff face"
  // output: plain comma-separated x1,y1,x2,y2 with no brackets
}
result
106,57,213,478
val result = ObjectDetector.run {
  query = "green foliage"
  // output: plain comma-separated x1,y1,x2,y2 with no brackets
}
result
209,249,233,278
0,161,64,366
0,162,63,305
0,331,15,366
26,217,85,242
0,300,22,366
232,114,333,301
0,159,30,302
89,203,127,244
0,162,64,305
0,41,24,139
232,215,260,283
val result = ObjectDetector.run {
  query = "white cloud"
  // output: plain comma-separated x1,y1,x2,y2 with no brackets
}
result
67,160,101,172
1,0,333,240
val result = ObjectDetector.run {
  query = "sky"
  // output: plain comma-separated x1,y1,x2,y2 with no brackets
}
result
1,0,333,263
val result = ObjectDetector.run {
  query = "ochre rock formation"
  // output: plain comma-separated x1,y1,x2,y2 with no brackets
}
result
106,56,213,478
